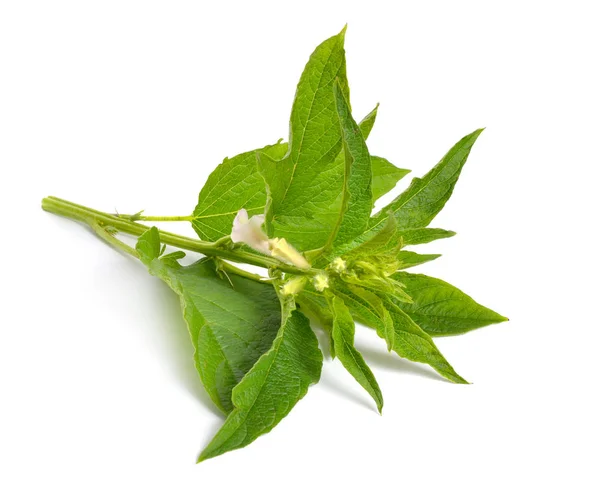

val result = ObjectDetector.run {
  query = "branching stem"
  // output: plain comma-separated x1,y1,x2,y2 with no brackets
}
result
42,196,318,277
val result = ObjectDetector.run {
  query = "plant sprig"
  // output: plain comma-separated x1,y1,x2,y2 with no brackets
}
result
42,26,508,463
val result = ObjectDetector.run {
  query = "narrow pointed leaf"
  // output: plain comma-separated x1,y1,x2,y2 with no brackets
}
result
398,227,456,246
338,129,484,254
391,272,508,336
383,302,468,384
358,103,378,138
136,228,281,413
330,295,384,412
371,128,484,230
324,80,373,250
333,284,394,348
397,251,441,269
198,294,322,462
371,156,410,201
341,212,399,259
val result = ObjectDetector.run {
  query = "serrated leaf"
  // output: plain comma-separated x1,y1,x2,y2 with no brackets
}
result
371,156,410,202
397,251,441,269
382,302,468,384
391,272,508,336
259,28,350,251
329,295,384,412
136,228,281,414
198,293,322,462
192,142,288,240
323,80,373,251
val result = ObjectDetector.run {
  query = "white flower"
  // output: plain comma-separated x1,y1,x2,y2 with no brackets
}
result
230,209,270,255
313,273,329,292
331,257,347,273
268,237,310,269
230,209,311,269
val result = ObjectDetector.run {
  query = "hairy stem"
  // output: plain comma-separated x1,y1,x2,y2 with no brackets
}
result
42,196,317,277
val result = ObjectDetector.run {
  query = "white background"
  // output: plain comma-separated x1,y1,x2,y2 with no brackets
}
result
1,1,599,495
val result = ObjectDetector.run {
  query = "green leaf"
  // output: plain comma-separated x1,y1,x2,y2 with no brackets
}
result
371,128,484,230
329,295,384,413
296,291,335,356
371,156,410,202
342,285,395,351
391,272,508,336
259,28,350,251
323,80,373,251
198,293,322,462
192,142,287,240
397,251,441,269
136,228,282,414
337,129,483,254
341,212,399,260
398,227,456,246
191,97,383,243
383,302,469,384
358,103,378,138
334,284,462,383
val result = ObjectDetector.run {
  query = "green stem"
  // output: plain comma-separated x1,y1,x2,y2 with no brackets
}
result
218,260,271,284
42,196,318,277
91,222,140,259
118,214,194,222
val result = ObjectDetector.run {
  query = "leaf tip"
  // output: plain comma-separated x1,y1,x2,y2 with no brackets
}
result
196,450,212,464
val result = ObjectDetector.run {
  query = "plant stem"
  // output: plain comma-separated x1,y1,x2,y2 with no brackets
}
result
118,214,194,222
41,196,318,277
91,221,140,259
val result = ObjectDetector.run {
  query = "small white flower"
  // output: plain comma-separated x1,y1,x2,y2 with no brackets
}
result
331,257,347,273
268,237,311,269
230,209,270,255
313,273,329,292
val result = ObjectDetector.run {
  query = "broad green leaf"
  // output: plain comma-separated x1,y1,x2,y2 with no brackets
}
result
330,295,384,412
397,251,441,269
136,228,281,414
323,80,373,251
383,302,468,384
259,28,350,251
191,99,386,243
192,142,287,240
391,272,508,336
398,227,456,246
198,293,322,462
371,156,410,202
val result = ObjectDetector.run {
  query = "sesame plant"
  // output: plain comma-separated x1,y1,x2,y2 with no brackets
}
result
42,27,507,462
